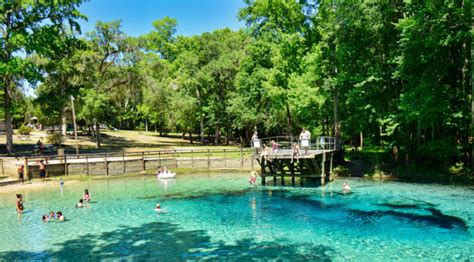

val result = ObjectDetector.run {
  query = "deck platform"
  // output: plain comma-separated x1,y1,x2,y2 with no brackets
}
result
254,148,344,186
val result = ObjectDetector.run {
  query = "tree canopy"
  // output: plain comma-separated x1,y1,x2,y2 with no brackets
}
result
1,0,472,175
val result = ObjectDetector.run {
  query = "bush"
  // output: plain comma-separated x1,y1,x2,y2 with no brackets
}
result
18,125,33,135
416,140,457,166
47,132,65,146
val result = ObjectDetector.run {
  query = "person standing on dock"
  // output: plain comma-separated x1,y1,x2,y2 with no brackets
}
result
300,128,311,155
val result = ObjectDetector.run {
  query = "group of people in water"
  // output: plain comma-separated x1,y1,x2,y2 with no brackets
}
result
15,182,93,223
76,189,91,208
42,211,65,222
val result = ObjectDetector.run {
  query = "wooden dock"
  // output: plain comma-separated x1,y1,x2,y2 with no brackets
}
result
252,136,344,186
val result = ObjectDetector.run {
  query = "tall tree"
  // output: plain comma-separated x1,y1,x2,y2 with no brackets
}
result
1,0,85,153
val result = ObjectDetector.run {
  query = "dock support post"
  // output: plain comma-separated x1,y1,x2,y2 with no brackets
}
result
142,152,145,171
262,175,266,185
207,149,210,169
64,155,68,176
191,150,194,168
104,154,108,176
24,157,29,180
1,159,4,174
224,149,227,167
329,153,333,181
321,151,326,185
240,148,243,170
292,176,295,186
122,153,126,173
86,155,89,175
174,150,178,168
273,176,277,186
281,176,285,186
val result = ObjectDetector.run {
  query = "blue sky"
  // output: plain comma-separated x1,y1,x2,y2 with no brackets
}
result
78,0,246,36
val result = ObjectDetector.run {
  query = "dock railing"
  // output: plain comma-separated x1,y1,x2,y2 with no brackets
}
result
1,148,256,177
255,136,342,151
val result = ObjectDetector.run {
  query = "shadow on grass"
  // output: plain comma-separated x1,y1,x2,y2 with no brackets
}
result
0,221,334,261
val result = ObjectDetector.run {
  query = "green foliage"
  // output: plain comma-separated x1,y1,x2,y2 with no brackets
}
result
47,132,65,146
18,125,33,135
416,140,458,166
2,0,471,177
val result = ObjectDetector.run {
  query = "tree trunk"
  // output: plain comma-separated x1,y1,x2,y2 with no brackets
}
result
61,107,67,136
214,126,221,145
189,132,193,144
360,131,364,151
200,113,204,143
145,119,148,132
4,76,13,154
333,88,340,143
95,122,101,148
285,103,292,136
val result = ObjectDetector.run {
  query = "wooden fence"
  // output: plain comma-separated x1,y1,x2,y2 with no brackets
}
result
1,148,256,179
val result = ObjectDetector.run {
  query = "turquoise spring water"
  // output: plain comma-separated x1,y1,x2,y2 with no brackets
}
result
0,172,473,261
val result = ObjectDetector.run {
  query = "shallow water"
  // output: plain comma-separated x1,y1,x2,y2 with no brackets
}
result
0,173,473,261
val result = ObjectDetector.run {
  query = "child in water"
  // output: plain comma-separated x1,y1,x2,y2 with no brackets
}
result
76,199,84,208
83,189,91,202
342,182,351,193
249,172,257,186
16,194,24,213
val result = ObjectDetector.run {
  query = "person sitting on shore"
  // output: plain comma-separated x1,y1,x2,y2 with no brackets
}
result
76,199,84,208
16,194,24,213
57,211,65,222
83,189,91,202
342,182,351,193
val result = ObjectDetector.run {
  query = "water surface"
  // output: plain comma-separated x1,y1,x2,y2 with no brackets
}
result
0,173,473,261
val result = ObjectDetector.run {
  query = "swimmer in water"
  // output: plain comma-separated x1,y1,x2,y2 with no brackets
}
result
42,215,49,222
57,211,65,222
155,203,166,213
16,194,24,214
83,189,91,202
249,172,257,186
76,199,84,208
342,182,351,193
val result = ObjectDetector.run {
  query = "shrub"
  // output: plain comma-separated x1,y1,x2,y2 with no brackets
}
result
47,132,65,146
18,125,33,135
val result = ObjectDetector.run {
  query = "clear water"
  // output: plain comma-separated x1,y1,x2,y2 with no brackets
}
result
0,173,473,261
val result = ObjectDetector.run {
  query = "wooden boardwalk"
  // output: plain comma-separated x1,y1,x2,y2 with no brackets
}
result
254,146,344,186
